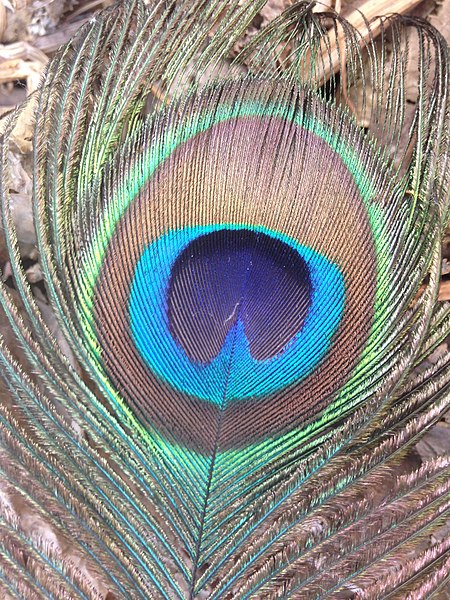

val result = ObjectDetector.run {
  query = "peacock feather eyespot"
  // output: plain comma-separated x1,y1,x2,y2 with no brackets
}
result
0,1,449,596
85,80,386,450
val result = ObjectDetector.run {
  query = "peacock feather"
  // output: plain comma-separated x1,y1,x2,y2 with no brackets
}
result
0,0,449,597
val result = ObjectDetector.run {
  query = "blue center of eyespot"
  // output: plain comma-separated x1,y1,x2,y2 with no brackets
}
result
167,229,313,363
129,225,345,405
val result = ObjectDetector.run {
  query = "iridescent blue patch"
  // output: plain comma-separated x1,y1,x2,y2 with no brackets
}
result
129,225,345,405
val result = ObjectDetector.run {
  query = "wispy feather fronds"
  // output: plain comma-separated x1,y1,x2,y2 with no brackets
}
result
0,1,449,597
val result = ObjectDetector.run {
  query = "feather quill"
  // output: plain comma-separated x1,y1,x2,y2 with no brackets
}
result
0,1,449,597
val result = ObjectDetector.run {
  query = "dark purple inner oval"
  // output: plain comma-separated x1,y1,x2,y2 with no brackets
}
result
167,229,312,363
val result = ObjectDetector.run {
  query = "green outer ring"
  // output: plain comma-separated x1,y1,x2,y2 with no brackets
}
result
75,84,390,458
